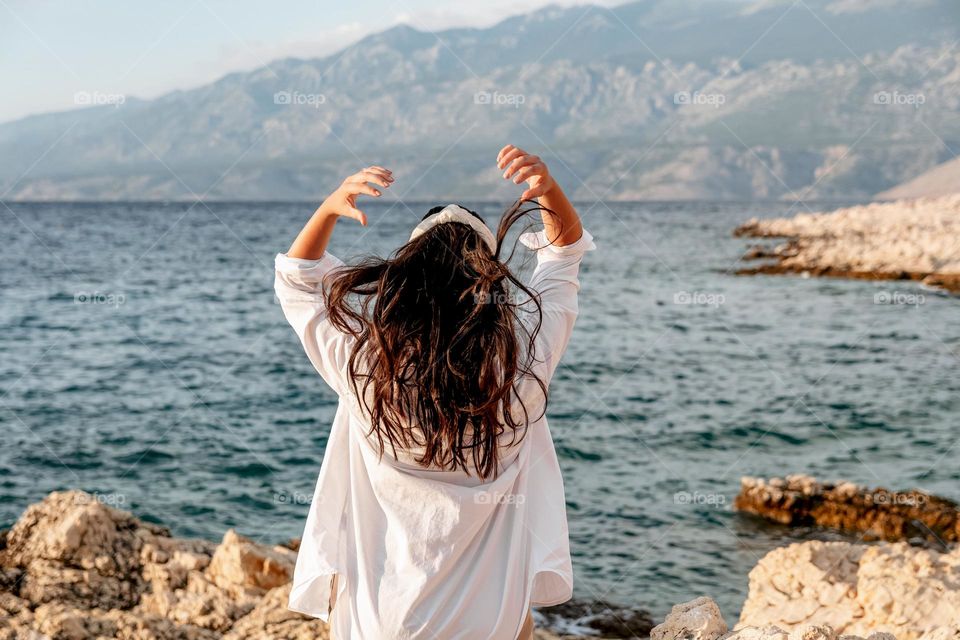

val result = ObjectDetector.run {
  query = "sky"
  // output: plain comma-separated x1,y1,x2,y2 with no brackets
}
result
0,0,620,124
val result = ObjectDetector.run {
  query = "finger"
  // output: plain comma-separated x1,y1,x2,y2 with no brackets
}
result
496,144,515,165
355,183,382,197
498,147,526,171
521,184,547,200
365,166,393,180
504,155,539,180
363,174,392,188
344,182,382,197
343,206,367,226
347,169,391,186
512,163,545,184
347,171,391,188
353,168,392,182
497,147,524,170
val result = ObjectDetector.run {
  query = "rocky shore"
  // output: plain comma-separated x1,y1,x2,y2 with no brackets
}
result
731,476,960,638
1,489,958,639
736,475,960,546
0,491,308,640
734,194,960,293
738,539,960,639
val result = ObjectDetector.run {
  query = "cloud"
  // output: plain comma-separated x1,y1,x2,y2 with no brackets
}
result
824,0,934,14
391,0,617,32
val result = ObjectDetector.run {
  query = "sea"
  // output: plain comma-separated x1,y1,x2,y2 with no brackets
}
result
2,200,958,627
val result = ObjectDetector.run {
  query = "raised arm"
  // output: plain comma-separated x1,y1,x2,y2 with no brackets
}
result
276,166,392,396
496,144,582,246
495,145,594,388
287,166,393,259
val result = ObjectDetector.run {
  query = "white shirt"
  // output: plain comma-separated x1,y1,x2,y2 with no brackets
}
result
276,228,595,639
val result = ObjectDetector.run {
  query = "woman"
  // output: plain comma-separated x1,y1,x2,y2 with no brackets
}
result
275,144,594,639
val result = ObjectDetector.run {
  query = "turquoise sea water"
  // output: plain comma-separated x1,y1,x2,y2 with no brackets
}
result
2,201,958,621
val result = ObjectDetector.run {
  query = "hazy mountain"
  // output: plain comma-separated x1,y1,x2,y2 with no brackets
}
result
877,156,960,199
2,0,958,201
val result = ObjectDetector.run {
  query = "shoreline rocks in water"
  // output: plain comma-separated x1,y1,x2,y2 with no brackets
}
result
1,490,957,639
735,475,960,545
533,600,654,638
734,194,960,293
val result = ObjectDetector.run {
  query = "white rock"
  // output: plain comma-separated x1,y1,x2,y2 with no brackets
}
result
723,625,789,640
739,541,960,640
652,596,729,640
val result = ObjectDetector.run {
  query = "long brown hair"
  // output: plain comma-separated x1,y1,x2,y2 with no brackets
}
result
325,200,551,479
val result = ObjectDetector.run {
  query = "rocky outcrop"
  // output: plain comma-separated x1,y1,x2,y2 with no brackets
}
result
2,490,959,639
735,475,960,544
735,195,960,293
0,490,322,640
738,540,960,639
650,595,901,640
0,491,616,640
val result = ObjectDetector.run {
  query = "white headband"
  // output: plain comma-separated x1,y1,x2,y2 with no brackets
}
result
409,204,497,253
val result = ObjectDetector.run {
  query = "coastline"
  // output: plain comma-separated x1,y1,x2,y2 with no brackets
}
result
2,483,958,639
735,195,960,293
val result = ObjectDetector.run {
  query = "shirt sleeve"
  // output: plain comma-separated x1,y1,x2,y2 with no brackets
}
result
274,252,355,397
517,228,595,385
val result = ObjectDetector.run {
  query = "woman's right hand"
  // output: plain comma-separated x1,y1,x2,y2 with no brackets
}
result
497,145,556,200
317,166,394,226
287,166,393,259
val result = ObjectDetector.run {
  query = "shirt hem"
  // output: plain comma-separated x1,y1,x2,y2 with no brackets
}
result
529,568,574,608
287,570,341,622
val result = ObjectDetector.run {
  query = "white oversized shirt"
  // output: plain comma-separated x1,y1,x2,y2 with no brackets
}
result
276,228,595,639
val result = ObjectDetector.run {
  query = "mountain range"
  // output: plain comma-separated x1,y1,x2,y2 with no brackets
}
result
2,0,958,201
